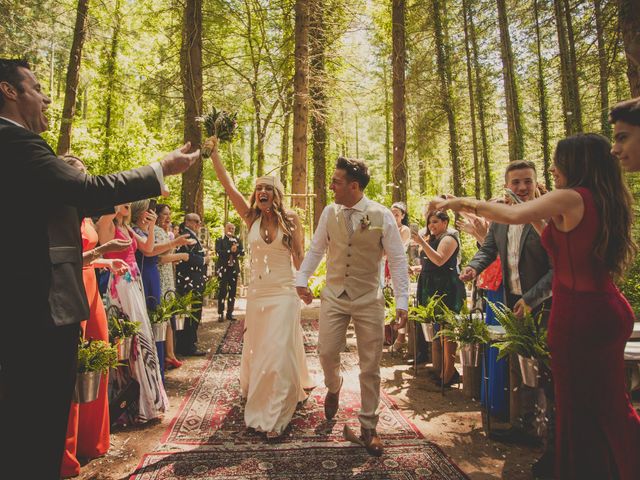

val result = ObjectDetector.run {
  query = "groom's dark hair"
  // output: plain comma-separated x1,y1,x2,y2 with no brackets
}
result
0,58,30,109
336,156,370,190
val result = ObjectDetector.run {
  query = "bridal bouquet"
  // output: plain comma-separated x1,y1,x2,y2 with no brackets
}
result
199,107,238,158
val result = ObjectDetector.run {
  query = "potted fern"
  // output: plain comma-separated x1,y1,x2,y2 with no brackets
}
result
75,339,119,403
409,294,447,341
107,307,141,361
438,308,490,368
173,291,203,331
489,302,550,388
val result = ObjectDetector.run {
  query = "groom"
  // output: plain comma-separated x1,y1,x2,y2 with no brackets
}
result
296,157,409,456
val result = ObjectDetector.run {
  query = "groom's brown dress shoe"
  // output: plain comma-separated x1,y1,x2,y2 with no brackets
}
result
360,428,384,457
324,377,343,420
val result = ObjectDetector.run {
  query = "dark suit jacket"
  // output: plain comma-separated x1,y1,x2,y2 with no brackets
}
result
214,235,244,276
467,222,552,309
176,228,207,293
0,119,161,328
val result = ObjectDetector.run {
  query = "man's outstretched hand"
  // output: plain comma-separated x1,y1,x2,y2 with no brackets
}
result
160,142,200,176
296,286,314,305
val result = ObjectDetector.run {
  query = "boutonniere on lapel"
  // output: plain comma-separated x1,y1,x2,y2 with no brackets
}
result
360,215,371,231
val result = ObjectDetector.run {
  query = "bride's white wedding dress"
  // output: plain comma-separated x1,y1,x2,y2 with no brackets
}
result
240,218,314,434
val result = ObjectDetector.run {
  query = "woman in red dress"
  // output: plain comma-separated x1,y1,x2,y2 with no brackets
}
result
60,156,131,478
435,133,640,479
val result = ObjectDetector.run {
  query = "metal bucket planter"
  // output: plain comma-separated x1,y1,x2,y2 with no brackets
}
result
421,323,436,342
152,321,168,342
174,315,186,331
115,336,132,361
73,371,102,403
518,355,540,388
459,343,481,368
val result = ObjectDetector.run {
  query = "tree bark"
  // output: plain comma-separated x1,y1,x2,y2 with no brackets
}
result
101,0,122,169
468,1,492,198
462,0,480,199
432,0,463,196
391,0,407,203
534,0,552,190
617,0,640,96
291,0,310,210
554,0,583,134
179,0,204,216
496,0,524,161
383,64,391,192
56,0,90,155
594,0,610,138
309,0,327,228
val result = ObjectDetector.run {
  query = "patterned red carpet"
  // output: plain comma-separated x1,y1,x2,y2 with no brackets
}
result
130,316,469,479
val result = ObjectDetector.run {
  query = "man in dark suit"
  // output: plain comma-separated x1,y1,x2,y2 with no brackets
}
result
175,213,209,356
0,58,199,479
461,160,554,477
215,222,244,321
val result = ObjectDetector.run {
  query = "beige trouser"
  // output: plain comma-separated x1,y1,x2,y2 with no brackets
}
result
318,287,385,429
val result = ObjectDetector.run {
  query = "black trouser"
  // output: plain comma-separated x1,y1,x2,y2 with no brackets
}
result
176,289,203,354
217,269,238,317
0,321,80,479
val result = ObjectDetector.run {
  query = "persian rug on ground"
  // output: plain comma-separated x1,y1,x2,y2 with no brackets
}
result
130,443,469,479
162,353,423,446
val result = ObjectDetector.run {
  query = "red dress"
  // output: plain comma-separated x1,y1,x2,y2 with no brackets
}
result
541,187,640,479
61,219,110,477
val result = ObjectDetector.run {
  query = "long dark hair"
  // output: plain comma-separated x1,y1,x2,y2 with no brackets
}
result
554,133,636,279
425,210,450,242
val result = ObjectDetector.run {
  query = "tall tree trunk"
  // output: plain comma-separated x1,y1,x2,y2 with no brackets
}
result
617,0,640,96
292,0,310,210
462,0,480,199
309,0,327,228
594,0,610,137
533,0,552,190
433,0,463,196
496,0,524,161
468,1,492,198
383,64,391,193
253,94,265,176
250,122,255,176
280,99,291,191
102,0,122,169
554,0,583,134
56,0,90,155
180,0,204,216
391,0,407,203
563,0,583,132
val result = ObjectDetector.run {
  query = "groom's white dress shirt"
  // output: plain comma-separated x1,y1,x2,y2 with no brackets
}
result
296,196,409,311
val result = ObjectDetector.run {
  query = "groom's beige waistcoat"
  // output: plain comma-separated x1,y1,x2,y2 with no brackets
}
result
325,202,385,300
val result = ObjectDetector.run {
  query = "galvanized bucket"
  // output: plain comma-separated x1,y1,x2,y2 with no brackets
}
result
174,315,186,331
421,323,436,341
518,355,540,388
116,336,132,361
73,371,102,403
152,321,168,342
459,343,481,367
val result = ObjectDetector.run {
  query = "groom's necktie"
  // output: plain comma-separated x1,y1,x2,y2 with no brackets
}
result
343,208,355,237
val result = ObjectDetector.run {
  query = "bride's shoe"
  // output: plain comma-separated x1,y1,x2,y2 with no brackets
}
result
389,338,406,354
266,430,280,439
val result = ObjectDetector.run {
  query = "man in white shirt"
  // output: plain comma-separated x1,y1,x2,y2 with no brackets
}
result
297,157,409,456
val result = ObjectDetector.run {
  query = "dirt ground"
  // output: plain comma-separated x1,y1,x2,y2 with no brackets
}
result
77,299,543,480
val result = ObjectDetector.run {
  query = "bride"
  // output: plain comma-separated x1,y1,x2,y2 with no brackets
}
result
205,136,314,438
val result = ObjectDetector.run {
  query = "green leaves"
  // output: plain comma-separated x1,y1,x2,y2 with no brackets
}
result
437,312,490,345
107,308,141,340
408,294,447,324
77,339,119,374
489,302,550,364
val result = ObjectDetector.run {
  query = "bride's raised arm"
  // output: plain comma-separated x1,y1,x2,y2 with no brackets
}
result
205,136,251,223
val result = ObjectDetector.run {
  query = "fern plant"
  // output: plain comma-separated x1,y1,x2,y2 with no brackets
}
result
77,339,120,374
408,294,448,324
489,302,550,365
107,308,141,341
438,312,490,345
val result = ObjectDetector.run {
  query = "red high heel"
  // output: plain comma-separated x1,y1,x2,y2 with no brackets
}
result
166,357,183,369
